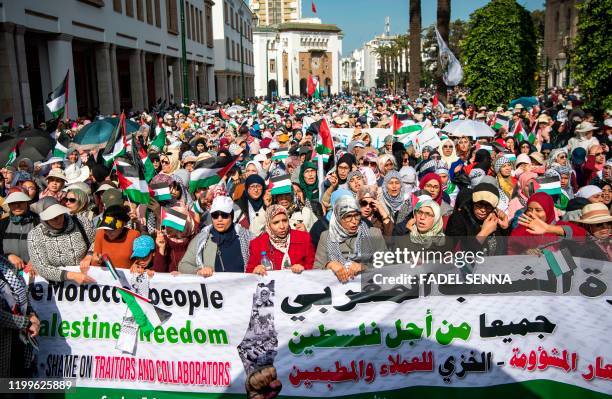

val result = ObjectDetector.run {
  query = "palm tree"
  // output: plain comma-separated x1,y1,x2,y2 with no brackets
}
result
394,34,410,93
409,0,421,98
437,0,451,100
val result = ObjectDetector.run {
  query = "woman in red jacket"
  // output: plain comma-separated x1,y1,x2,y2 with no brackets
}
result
247,205,315,275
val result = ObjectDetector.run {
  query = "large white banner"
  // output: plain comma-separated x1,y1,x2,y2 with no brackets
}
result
28,256,612,398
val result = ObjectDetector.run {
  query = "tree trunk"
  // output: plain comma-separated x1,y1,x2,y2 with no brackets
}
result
437,0,451,102
409,0,421,99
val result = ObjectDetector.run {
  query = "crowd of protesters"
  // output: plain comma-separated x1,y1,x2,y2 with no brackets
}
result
0,87,610,379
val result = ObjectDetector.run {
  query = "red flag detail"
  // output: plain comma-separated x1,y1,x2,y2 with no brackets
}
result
288,103,295,115
433,93,439,108
311,0,317,13
307,75,316,96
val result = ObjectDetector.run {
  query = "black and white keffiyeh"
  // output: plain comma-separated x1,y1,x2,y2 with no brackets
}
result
326,195,373,264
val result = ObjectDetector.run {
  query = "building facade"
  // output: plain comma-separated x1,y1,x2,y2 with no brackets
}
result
249,0,301,26
213,0,255,101
543,0,579,89
253,18,342,98
341,48,364,93
0,0,216,125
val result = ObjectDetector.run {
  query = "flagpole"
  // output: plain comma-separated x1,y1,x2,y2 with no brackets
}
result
64,69,70,122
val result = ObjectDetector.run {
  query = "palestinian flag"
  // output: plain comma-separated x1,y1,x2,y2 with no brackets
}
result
511,120,526,138
492,115,509,131
99,254,172,334
102,113,127,166
2,117,13,132
192,200,204,215
269,175,292,195
219,108,230,121
393,113,422,137
46,70,69,119
307,118,334,163
150,182,171,201
503,152,517,163
189,155,239,192
52,138,70,158
115,161,151,204
149,123,166,153
307,75,320,99
542,248,577,278
132,135,155,182
536,176,562,196
271,149,289,161
5,139,25,167
161,207,188,232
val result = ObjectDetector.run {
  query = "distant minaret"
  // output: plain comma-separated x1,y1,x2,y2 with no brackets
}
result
384,16,391,36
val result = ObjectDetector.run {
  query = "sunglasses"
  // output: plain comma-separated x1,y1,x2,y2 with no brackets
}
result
161,160,170,165
211,211,231,220
359,200,374,208
65,198,77,203
442,145,454,149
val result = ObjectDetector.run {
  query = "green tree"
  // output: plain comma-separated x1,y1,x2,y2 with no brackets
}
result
570,0,612,111
462,0,537,107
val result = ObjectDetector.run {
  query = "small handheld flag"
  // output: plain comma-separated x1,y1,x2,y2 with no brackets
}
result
161,207,188,232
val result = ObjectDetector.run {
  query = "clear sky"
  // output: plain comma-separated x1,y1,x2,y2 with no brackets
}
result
301,0,545,54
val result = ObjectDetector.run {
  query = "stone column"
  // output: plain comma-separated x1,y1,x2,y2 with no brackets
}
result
197,62,208,103
95,43,114,115
47,33,77,120
14,25,33,124
109,44,120,113
154,54,165,104
207,65,215,102
171,57,182,105
188,61,197,103
129,49,145,111
37,42,52,120
140,50,148,109
0,23,23,124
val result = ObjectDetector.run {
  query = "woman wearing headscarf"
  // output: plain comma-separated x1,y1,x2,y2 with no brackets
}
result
509,192,586,255
455,136,471,161
445,182,511,255
505,136,519,156
153,204,196,273
250,181,318,234
379,170,413,225
64,187,94,221
507,171,538,221
0,254,40,378
236,174,266,232
159,151,180,176
0,190,40,267
27,197,96,284
314,195,386,282
518,140,536,155
179,196,252,276
298,161,324,220
548,148,569,167
247,205,315,274
329,153,356,191
568,202,611,260
376,154,397,185
438,138,459,169
405,198,449,254
418,172,453,216
358,185,393,237
493,155,517,204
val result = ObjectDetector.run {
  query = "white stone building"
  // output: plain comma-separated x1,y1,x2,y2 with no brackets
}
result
213,0,255,102
253,18,342,97
341,47,364,93
0,0,216,125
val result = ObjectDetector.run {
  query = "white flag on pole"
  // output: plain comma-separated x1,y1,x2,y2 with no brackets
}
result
435,28,463,87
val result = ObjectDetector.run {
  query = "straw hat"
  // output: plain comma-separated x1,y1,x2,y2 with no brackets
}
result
576,203,612,224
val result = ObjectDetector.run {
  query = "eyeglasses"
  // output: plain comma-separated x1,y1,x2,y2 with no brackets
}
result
415,209,435,218
558,154,567,159
161,160,170,165
442,145,454,149
65,198,77,203
359,200,374,208
211,211,231,219
342,213,361,222
424,183,440,190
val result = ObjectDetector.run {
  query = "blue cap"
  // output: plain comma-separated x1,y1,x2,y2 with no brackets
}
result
131,235,155,259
